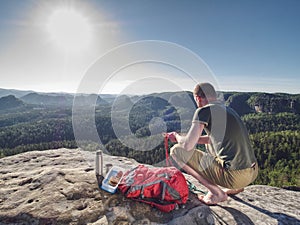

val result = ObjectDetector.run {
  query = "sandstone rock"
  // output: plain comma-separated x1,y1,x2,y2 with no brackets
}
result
0,148,299,225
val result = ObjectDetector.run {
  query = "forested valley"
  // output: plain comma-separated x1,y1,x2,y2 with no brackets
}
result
0,90,299,189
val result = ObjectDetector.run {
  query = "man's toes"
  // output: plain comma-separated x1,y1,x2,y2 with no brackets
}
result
197,194,205,201
225,188,244,195
197,194,215,205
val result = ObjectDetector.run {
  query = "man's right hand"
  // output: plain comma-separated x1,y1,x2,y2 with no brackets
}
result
165,132,178,143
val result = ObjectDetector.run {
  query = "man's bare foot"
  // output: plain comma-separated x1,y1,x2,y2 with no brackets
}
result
197,191,228,205
222,188,244,195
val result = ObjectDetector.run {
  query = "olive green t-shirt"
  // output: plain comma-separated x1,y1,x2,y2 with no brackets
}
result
192,102,257,170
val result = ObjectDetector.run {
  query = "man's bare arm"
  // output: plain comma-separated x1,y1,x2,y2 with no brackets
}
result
175,122,205,151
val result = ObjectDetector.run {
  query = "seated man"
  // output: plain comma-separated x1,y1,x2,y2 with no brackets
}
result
168,83,258,205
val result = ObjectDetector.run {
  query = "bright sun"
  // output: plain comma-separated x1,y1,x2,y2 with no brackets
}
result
47,8,92,52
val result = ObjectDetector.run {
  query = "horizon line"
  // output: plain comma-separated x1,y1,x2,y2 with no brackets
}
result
0,87,299,96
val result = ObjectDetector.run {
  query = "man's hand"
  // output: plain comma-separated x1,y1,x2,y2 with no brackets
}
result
165,132,178,143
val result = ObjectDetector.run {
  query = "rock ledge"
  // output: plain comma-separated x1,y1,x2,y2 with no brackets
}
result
0,148,299,225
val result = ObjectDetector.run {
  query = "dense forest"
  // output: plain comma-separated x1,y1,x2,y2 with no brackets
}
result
0,89,299,189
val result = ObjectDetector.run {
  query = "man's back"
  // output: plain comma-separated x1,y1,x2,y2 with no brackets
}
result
195,103,257,170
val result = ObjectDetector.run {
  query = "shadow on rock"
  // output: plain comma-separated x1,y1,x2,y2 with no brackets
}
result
231,195,300,225
216,206,255,225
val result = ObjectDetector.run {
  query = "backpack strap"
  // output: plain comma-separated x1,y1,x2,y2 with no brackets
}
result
187,180,207,195
164,134,173,167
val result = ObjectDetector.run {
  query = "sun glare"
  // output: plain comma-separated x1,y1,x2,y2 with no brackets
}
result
47,8,92,52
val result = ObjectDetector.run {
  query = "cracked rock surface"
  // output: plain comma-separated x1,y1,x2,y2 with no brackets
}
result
0,148,299,225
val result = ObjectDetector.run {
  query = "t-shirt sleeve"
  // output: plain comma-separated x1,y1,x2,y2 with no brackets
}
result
192,107,211,126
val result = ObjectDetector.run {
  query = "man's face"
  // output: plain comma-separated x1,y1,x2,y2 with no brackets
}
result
194,94,208,108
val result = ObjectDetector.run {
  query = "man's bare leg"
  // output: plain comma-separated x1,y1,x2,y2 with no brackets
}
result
173,156,227,205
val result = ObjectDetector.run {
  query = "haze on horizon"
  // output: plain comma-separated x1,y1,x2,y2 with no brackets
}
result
0,0,299,95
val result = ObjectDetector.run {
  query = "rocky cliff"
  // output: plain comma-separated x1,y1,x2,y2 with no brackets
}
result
0,149,299,225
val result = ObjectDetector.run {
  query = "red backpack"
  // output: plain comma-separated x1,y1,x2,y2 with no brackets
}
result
118,164,189,212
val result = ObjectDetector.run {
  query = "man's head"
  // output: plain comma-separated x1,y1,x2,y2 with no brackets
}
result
193,83,217,107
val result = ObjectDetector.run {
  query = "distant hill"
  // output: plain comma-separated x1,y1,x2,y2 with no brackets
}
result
21,93,108,107
112,95,134,111
73,94,109,106
99,94,117,104
21,93,74,106
246,93,300,114
0,88,299,114
222,92,300,115
0,95,25,110
0,88,33,98
225,92,255,116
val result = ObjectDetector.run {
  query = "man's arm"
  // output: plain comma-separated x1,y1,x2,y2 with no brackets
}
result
175,122,205,151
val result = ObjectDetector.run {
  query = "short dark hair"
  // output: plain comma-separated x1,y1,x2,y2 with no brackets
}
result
193,83,217,99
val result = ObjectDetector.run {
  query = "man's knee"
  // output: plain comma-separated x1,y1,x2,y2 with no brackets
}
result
169,144,187,171
170,144,182,158
170,144,194,166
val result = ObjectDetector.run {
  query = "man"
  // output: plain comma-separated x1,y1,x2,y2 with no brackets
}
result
168,83,258,205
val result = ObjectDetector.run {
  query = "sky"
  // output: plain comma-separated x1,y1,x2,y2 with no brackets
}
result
0,0,299,94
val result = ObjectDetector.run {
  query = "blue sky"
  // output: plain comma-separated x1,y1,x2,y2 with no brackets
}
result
0,0,299,94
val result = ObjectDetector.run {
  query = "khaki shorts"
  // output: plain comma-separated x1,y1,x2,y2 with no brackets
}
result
170,144,258,189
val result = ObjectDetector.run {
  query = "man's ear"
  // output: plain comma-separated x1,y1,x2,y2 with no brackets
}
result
196,96,202,103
